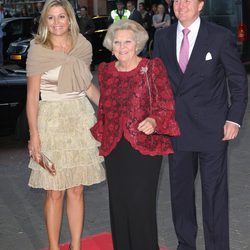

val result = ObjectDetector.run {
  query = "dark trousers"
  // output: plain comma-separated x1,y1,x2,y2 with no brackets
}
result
105,137,162,250
168,149,229,250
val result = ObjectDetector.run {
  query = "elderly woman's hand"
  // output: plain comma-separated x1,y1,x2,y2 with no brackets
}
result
138,117,156,135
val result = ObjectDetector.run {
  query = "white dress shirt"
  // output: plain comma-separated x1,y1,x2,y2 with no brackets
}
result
176,17,201,62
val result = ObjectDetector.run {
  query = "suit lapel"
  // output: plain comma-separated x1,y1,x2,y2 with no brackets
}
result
186,21,209,75
178,21,209,91
169,27,181,75
167,24,183,93
169,24,184,94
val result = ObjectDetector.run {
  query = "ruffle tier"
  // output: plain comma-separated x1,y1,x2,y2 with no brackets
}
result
28,97,105,190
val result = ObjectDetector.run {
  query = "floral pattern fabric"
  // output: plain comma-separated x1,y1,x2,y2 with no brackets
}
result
91,57,180,156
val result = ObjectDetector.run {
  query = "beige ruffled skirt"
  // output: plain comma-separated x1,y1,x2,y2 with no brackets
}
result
28,97,105,190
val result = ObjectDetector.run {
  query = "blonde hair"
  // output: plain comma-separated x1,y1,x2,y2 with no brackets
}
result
34,0,79,48
103,20,149,55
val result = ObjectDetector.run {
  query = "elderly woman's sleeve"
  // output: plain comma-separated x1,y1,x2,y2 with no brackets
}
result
149,58,180,136
90,63,106,142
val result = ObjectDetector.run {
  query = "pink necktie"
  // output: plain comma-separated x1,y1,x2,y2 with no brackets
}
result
179,28,190,73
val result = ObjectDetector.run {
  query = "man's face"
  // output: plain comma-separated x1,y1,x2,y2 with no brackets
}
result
80,8,87,16
173,0,204,27
37,2,43,12
117,3,124,11
139,4,144,12
126,2,134,12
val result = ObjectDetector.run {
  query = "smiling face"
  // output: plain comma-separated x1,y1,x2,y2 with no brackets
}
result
46,5,70,37
112,29,137,64
173,0,204,27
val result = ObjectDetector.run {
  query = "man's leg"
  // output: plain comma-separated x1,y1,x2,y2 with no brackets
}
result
199,149,229,250
168,151,199,250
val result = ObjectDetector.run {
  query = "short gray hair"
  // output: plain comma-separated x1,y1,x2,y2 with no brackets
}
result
103,20,149,55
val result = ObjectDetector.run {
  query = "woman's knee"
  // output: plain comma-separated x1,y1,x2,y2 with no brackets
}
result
46,190,65,201
67,185,84,199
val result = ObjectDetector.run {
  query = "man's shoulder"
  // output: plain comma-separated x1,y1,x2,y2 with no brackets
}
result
201,19,233,36
155,23,177,38
134,9,142,17
134,9,141,14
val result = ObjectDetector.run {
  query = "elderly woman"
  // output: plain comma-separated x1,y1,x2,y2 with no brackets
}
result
91,20,180,250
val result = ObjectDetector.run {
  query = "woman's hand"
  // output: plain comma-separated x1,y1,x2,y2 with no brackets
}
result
26,74,41,162
28,132,41,162
138,117,156,135
85,83,100,106
163,20,170,27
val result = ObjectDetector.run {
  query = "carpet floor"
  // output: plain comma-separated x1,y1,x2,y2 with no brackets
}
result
40,232,168,250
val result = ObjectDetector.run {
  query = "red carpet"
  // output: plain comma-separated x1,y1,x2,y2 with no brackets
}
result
40,232,169,250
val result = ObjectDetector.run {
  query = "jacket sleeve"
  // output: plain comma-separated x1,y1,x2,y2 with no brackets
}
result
148,58,180,136
220,29,248,125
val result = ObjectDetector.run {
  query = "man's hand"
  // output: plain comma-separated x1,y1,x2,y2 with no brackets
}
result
222,121,240,141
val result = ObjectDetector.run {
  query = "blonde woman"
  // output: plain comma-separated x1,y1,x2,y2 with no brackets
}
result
26,0,105,249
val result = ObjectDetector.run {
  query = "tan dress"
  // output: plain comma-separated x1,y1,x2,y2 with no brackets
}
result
28,66,105,190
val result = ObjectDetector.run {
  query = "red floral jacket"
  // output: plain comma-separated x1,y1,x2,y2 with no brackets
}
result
90,57,180,156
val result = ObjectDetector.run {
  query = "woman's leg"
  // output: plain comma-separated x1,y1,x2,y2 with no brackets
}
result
127,154,162,250
105,137,162,250
44,190,65,250
66,185,84,250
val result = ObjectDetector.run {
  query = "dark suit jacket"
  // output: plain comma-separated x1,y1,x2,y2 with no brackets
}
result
153,20,248,151
129,9,143,25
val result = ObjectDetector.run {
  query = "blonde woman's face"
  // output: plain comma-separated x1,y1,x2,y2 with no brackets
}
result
46,6,70,37
112,30,137,64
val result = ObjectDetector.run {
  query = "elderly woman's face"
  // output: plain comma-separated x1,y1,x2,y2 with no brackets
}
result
112,29,137,64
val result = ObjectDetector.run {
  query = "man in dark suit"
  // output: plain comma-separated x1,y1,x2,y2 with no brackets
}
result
127,0,143,25
78,6,95,42
153,0,248,249
164,0,177,24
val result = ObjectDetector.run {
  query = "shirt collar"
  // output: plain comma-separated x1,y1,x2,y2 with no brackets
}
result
177,17,201,34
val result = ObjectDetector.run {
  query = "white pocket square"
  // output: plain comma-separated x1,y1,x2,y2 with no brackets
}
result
205,52,212,61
